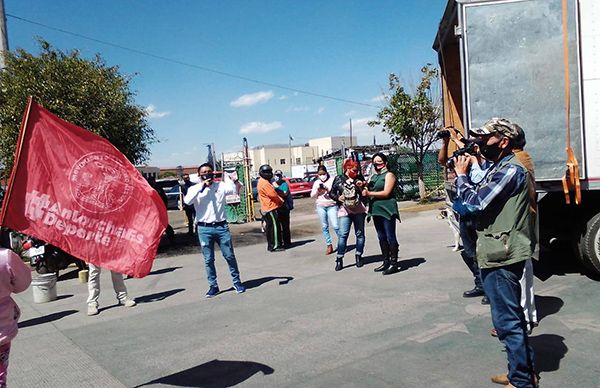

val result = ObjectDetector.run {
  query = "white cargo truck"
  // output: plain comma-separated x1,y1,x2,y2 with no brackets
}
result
435,0,600,274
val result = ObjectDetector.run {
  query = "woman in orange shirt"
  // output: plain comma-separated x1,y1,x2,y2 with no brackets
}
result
257,165,285,252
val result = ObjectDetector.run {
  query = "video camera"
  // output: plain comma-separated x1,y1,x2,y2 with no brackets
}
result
446,141,477,169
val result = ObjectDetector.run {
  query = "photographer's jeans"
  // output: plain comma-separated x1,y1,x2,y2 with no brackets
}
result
482,261,536,388
198,225,241,288
337,213,366,257
459,215,483,289
316,205,339,245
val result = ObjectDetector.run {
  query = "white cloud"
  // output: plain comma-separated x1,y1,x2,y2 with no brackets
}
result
344,110,357,117
285,105,310,113
370,95,387,103
316,107,325,114
145,104,170,119
239,121,283,134
279,95,288,100
230,91,274,107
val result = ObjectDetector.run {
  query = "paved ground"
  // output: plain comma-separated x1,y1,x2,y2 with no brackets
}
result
9,203,600,387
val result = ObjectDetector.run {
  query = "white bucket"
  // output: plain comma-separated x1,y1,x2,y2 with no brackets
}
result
32,273,58,303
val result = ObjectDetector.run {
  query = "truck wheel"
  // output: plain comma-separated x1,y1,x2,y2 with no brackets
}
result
576,212,600,274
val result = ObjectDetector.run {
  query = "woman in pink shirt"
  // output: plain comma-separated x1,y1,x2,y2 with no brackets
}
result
310,165,339,255
0,246,32,388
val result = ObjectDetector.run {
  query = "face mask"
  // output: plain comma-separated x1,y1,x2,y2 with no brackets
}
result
347,170,358,179
373,163,385,171
275,174,283,181
318,174,328,182
200,173,214,181
480,142,503,161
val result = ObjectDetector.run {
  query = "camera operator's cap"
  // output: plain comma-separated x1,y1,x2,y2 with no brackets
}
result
469,117,519,139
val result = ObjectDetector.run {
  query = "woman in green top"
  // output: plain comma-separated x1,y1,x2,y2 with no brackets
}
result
363,153,400,275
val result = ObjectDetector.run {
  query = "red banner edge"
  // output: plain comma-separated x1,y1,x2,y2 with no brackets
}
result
0,96,34,226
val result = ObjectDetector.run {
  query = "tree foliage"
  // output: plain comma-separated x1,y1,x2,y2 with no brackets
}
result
0,39,155,177
369,64,442,199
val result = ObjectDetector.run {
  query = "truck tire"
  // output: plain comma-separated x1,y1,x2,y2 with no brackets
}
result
576,212,600,275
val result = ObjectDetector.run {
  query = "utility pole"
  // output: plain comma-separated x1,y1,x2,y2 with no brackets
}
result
0,0,8,70
349,118,353,147
211,143,217,171
288,134,293,176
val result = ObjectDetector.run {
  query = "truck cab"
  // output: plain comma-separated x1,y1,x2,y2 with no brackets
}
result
434,0,600,274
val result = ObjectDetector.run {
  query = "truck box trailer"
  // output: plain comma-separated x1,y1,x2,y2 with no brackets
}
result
434,0,600,274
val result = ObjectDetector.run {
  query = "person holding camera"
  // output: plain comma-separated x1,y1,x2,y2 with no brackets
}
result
454,118,537,388
439,127,490,303
362,153,401,275
184,163,245,298
330,159,367,271
310,164,339,255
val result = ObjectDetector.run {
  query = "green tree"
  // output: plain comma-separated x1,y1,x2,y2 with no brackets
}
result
369,65,442,200
0,39,155,177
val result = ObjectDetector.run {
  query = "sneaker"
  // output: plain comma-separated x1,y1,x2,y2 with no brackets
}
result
120,298,137,307
233,283,246,294
205,286,220,298
87,305,99,316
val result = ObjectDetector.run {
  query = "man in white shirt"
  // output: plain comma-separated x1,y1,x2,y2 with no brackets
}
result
184,163,245,298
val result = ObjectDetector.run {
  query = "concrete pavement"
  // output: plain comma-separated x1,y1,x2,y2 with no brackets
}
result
9,209,600,387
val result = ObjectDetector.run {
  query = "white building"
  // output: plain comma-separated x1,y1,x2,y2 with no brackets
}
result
223,136,359,177
309,136,357,157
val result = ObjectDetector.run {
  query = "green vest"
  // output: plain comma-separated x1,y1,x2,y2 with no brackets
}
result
476,155,536,269
367,170,400,221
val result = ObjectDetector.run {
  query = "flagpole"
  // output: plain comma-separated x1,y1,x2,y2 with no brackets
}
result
0,96,33,224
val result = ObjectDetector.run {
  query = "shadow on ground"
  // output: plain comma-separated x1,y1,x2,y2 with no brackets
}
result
19,310,78,328
243,276,293,290
399,257,426,271
148,266,183,276
529,334,568,373
535,295,564,322
136,288,186,304
134,359,274,387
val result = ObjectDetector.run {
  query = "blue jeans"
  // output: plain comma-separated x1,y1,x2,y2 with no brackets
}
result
337,213,366,257
198,224,241,288
372,215,398,245
482,261,536,388
316,205,339,245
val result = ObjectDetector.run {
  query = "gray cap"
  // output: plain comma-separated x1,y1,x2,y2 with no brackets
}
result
469,117,520,139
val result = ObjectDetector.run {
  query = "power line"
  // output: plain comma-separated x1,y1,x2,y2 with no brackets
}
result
6,13,378,109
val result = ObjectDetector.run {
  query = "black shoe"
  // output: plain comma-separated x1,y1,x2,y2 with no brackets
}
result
335,257,343,271
269,247,285,252
374,240,391,272
382,264,399,275
481,296,490,305
383,243,399,275
463,287,485,298
355,254,363,268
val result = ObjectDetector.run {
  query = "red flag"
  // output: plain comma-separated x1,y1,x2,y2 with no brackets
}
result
0,98,168,278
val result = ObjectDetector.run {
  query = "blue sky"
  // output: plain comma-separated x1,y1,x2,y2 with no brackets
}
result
4,0,448,167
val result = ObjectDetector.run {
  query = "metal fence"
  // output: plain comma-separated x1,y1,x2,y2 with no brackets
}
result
332,151,444,201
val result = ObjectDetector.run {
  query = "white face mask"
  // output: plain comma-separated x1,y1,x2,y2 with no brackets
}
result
318,175,328,182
